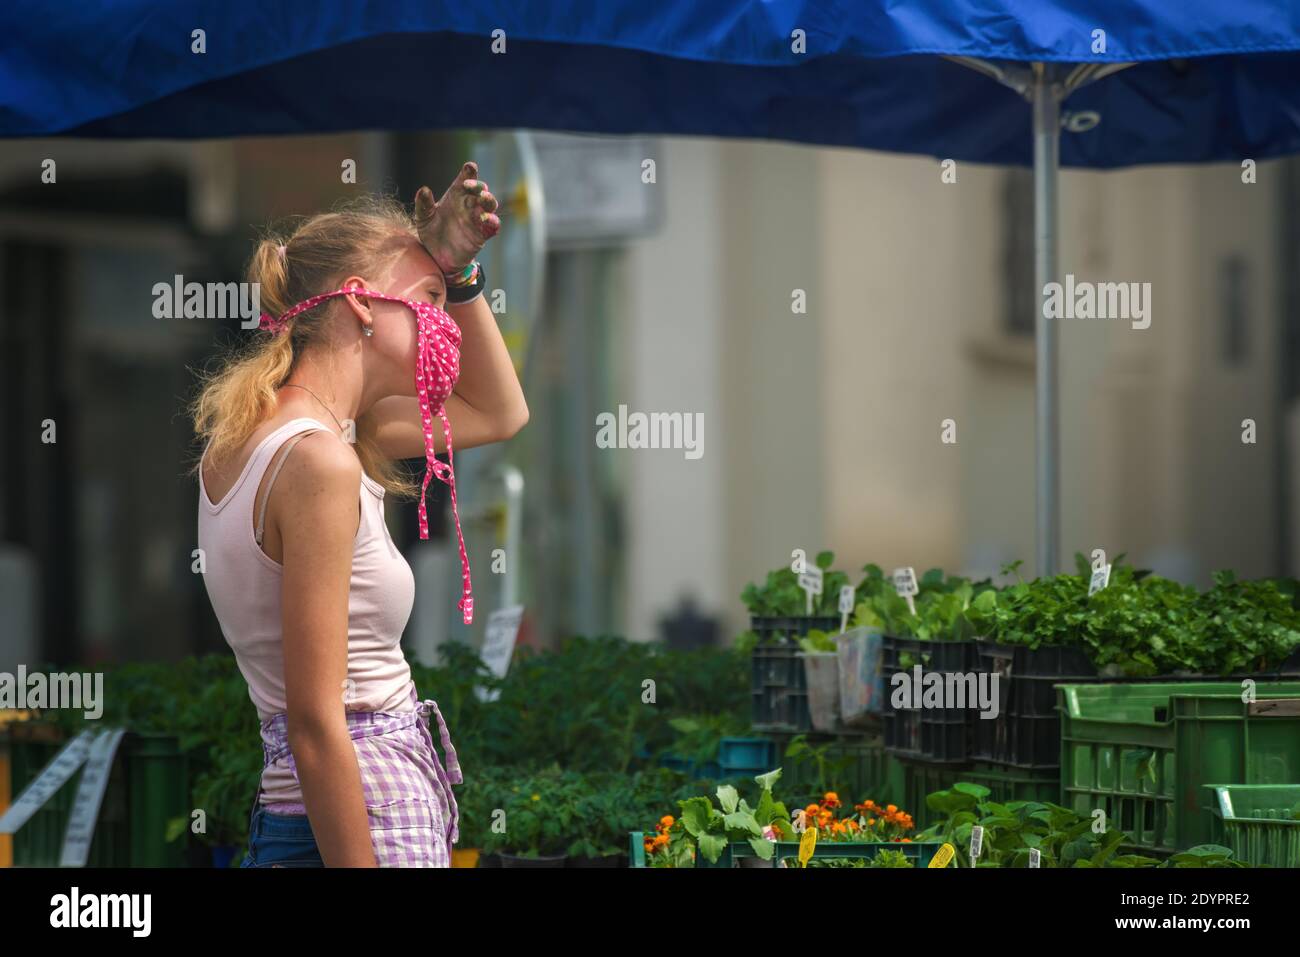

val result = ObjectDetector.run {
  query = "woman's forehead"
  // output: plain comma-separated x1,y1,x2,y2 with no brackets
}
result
392,240,442,285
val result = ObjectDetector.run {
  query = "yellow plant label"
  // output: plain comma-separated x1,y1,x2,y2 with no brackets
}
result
928,842,956,868
798,827,817,867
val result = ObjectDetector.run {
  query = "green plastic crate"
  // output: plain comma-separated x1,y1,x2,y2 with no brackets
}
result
126,734,190,867
700,838,945,868
1203,784,1300,868
7,727,189,867
628,831,947,868
630,830,648,867
1059,681,1300,854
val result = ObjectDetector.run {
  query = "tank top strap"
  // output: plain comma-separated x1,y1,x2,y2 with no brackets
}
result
253,425,331,546
201,416,335,515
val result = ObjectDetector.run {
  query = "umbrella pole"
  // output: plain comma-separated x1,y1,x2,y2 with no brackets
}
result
1032,65,1061,577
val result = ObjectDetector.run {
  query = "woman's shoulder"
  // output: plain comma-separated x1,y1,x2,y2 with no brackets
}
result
275,428,361,490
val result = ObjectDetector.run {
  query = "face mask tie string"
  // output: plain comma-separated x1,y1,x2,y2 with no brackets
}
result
261,286,474,624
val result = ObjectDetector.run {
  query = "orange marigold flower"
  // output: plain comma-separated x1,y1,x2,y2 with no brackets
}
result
886,804,897,814
660,815,675,828
867,817,876,826
654,833,671,847
805,804,821,816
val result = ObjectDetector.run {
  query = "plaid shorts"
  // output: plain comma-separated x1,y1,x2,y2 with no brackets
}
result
253,683,462,868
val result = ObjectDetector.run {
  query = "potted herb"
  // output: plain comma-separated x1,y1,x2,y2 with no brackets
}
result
483,766,578,867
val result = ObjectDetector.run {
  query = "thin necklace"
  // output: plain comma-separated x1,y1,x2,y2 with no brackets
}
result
281,383,347,436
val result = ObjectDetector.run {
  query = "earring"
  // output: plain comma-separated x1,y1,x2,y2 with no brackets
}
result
362,325,374,337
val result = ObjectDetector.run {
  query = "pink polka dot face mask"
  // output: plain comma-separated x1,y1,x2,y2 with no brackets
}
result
259,287,474,624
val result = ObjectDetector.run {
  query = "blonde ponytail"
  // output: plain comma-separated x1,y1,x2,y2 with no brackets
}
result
189,196,419,497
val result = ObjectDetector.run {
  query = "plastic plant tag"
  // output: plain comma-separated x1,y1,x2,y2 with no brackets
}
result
1088,564,1111,596
798,563,824,616
798,826,818,867
969,825,984,861
838,585,855,632
929,842,957,868
1029,847,1041,868
893,566,918,615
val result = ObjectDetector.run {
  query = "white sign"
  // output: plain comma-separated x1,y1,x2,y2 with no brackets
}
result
1089,564,1112,596
838,585,856,633
61,728,127,867
798,564,824,616
969,824,984,861
532,133,659,244
476,605,524,703
893,567,919,615
892,567,919,597
0,729,96,834
1028,847,1041,868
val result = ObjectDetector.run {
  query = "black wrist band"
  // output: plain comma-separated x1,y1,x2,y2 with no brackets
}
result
445,261,486,305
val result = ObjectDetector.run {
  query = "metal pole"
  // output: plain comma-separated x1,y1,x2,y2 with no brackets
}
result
1032,65,1061,577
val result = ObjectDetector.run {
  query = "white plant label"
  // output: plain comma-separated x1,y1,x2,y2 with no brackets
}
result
1029,847,1041,868
969,825,984,861
60,727,127,867
838,585,855,633
798,563,823,616
476,605,524,703
0,729,96,834
1088,564,1112,596
893,566,919,615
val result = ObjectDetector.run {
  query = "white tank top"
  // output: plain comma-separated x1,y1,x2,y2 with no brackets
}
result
197,418,417,804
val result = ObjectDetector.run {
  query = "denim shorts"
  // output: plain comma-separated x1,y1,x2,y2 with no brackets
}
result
240,804,324,868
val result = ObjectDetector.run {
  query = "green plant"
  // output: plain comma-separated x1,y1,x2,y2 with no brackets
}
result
801,848,915,868
741,551,852,619
675,769,794,863
418,636,749,775
916,783,1249,868
798,630,839,654
852,566,995,643
962,555,1300,676
782,735,862,800
663,713,747,767
479,765,584,858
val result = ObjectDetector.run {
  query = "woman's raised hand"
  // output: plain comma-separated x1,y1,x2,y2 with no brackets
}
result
414,161,501,275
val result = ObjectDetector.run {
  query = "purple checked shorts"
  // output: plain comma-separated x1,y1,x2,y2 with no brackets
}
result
247,683,462,868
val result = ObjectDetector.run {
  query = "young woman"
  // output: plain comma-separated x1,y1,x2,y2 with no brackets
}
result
192,163,527,867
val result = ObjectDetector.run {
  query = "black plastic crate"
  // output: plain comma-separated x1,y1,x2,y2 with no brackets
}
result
749,617,836,733
881,636,974,764
750,616,839,643
971,642,1099,769
971,639,1300,769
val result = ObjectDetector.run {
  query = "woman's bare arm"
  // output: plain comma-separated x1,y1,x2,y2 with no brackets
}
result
362,294,529,459
274,433,377,867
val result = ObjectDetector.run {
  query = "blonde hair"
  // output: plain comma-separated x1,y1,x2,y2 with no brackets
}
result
190,195,419,497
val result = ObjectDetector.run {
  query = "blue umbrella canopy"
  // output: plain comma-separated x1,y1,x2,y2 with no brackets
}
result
2,0,1297,165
